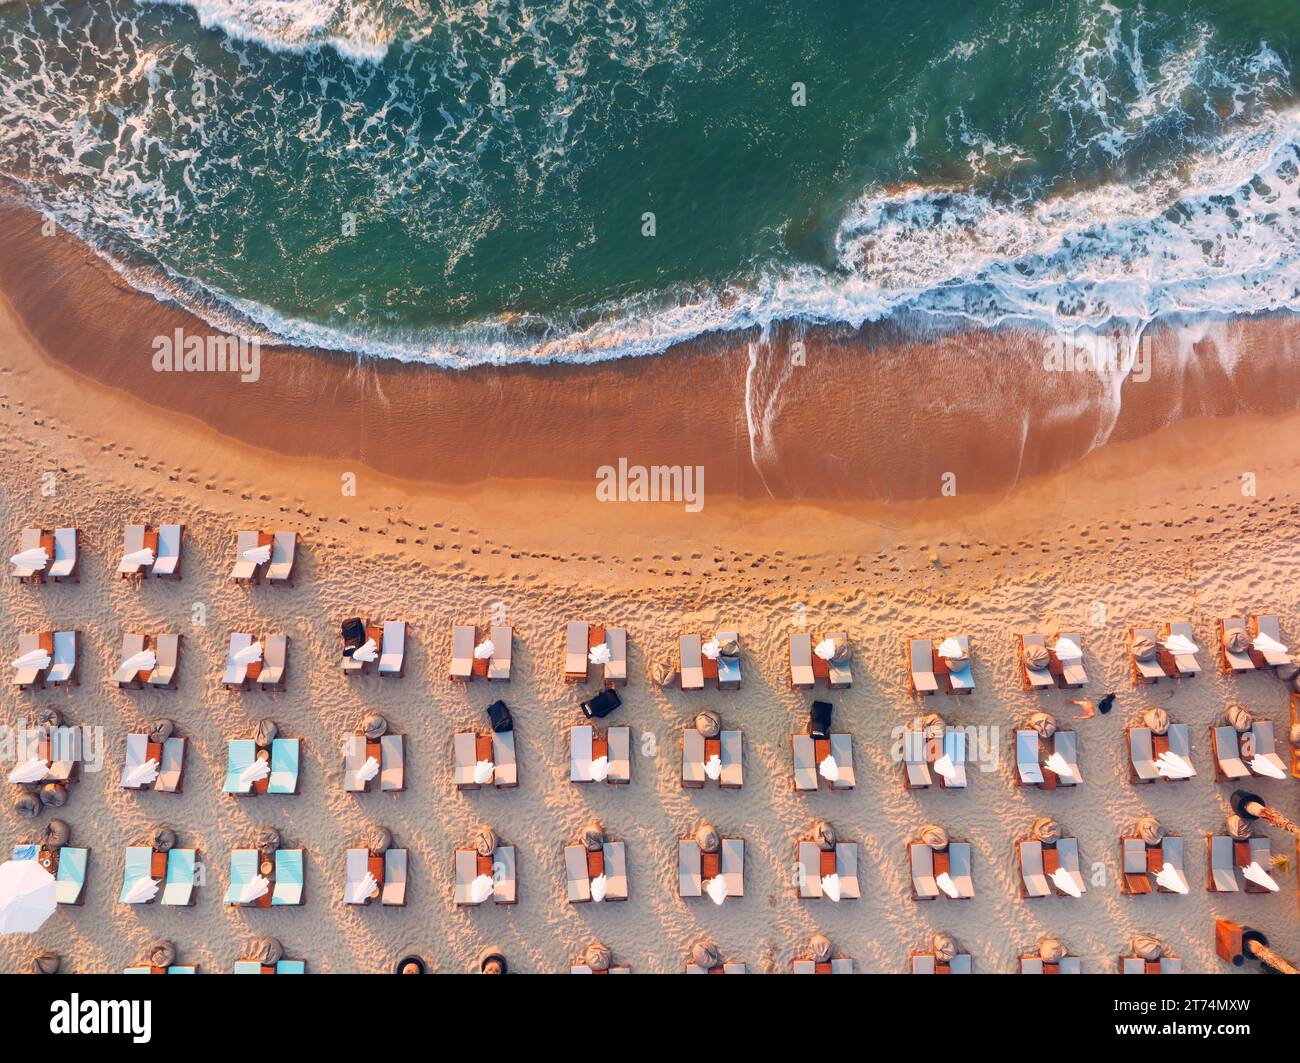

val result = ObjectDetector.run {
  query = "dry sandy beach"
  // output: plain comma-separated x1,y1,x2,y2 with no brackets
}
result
3,215,1300,974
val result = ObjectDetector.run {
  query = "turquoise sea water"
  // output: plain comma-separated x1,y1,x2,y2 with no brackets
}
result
1,0,1299,364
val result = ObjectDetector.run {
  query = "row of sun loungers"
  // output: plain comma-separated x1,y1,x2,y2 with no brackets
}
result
13,614,1294,692
17,823,1281,914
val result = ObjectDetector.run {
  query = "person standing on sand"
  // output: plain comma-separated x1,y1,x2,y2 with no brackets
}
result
1071,692,1116,720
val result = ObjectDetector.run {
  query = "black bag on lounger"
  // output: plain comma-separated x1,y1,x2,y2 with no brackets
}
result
340,617,365,656
581,688,621,719
486,700,514,733
809,700,833,739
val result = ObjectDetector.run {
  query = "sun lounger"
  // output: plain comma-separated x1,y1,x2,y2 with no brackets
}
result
718,729,744,787
1212,726,1251,780
113,633,148,687
378,621,406,677
449,625,475,681
266,848,302,905
147,633,180,688
789,633,815,688
565,621,589,682
715,632,741,689
796,841,860,900
256,634,287,689
602,626,628,685
53,847,88,905
679,634,704,690
265,531,297,584
1220,618,1255,673
223,739,258,794
118,525,147,577
1019,634,1054,689
230,530,263,582
939,636,974,693
1121,956,1182,974
156,736,185,792
1127,727,1159,782
1251,614,1290,667
222,632,253,689
46,630,77,685
343,735,367,792
1208,836,1237,892
380,733,405,791
1162,621,1200,677
119,846,155,904
161,849,197,906
903,729,932,788
1016,840,1051,898
1055,838,1086,896
941,729,968,787
569,724,631,784
268,738,300,794
11,634,45,688
1130,627,1166,684
909,844,940,900
826,632,853,688
120,733,151,789
48,528,77,581
153,524,183,578
1052,729,1081,785
1206,835,1272,894
236,959,306,974
791,732,854,791
909,638,938,694
10,528,43,580
1054,631,1087,686
1124,836,1188,895
344,848,374,905
1249,720,1287,777
488,625,513,681
1015,730,1045,785
381,849,407,906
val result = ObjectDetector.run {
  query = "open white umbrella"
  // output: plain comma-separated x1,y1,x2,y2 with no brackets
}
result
1155,864,1189,894
705,876,728,906
348,872,378,905
473,639,495,660
935,871,959,899
241,544,272,564
473,759,495,785
818,754,840,782
1155,750,1195,779
239,759,270,786
703,754,722,781
1250,755,1287,780
701,639,721,660
11,649,51,671
125,758,160,788
1241,862,1280,893
123,876,159,904
120,649,157,674
350,638,378,663
588,755,610,782
1053,636,1082,660
239,875,270,905
813,638,836,661
589,873,608,904
1043,751,1073,782
10,547,48,572
469,874,495,904
354,756,380,785
1049,868,1082,897
932,754,957,781
234,641,263,665
120,547,155,568
588,642,612,665
820,873,842,902
0,859,56,934
7,758,49,785
1160,633,1199,655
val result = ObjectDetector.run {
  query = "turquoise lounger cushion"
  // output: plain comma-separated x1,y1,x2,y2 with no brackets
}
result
267,738,299,794
276,960,305,974
118,846,153,903
11,843,38,860
224,849,258,904
272,849,303,905
223,739,257,793
54,847,87,904
233,961,262,974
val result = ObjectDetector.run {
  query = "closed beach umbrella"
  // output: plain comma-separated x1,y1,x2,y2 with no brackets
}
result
1136,816,1164,846
580,821,605,852
650,661,676,688
1039,938,1065,964
149,718,175,744
1142,707,1169,735
366,826,392,855
1023,643,1049,670
1132,935,1163,961
7,759,48,785
148,941,176,969
1226,703,1253,732
41,820,70,851
1028,711,1056,739
0,859,56,934
694,710,721,738
1131,636,1157,661
254,719,278,746
254,937,283,965
120,648,157,674
1224,627,1250,654
474,827,498,857
31,951,60,974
